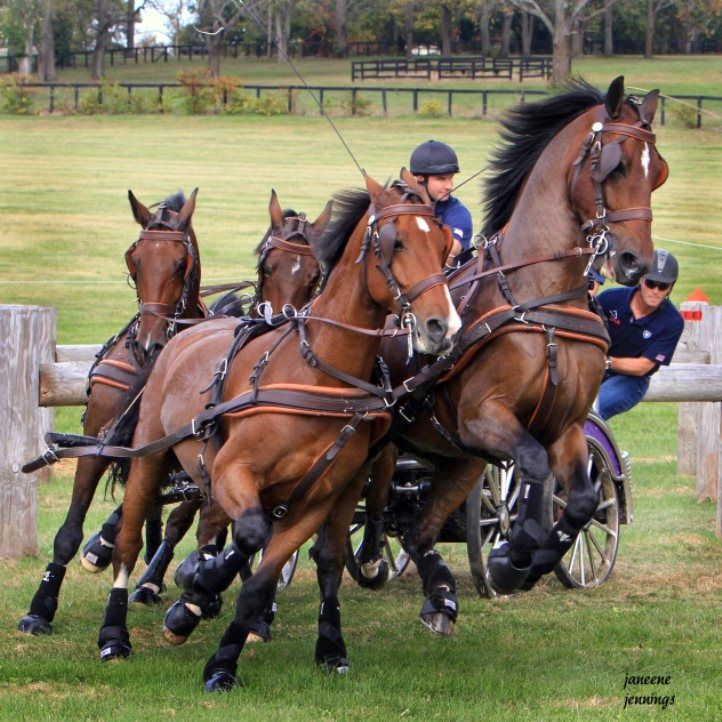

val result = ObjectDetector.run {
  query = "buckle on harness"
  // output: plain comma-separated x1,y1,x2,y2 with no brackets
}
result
42,446,59,465
272,505,289,519
191,416,212,438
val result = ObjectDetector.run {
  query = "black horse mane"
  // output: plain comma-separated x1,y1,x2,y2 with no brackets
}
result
253,208,299,255
481,78,605,238
148,190,187,228
317,188,370,268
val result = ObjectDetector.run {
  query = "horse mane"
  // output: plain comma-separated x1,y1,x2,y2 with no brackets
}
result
317,188,370,268
481,78,604,238
253,208,299,255
148,190,187,228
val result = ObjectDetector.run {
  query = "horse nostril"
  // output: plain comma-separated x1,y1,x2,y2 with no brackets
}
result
425,317,448,345
618,251,646,283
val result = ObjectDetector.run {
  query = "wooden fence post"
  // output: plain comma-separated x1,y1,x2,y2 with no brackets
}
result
0,305,55,559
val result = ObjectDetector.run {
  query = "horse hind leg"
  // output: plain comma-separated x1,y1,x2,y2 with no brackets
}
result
524,425,598,589
18,454,111,635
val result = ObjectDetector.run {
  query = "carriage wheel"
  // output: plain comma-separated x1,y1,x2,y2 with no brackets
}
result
553,437,620,589
465,461,523,597
244,547,299,589
345,519,411,582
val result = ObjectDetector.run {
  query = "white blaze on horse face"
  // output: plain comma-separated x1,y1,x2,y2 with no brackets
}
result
641,143,651,179
416,216,430,233
444,285,462,339
291,255,302,276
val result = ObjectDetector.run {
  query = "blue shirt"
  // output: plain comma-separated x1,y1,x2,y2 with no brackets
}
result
435,196,473,251
597,286,684,376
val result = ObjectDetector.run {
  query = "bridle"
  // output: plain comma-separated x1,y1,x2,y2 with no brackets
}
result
125,222,196,340
572,101,668,276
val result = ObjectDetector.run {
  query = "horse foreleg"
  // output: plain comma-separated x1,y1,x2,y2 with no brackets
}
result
98,452,169,662
524,424,597,589
405,456,484,636
354,444,396,589
18,455,111,635
310,466,368,673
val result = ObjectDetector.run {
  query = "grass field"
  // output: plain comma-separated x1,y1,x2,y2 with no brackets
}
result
1,58,722,720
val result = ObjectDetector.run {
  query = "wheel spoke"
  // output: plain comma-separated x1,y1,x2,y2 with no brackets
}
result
578,536,587,586
588,517,617,536
596,498,615,512
568,534,580,573
553,494,568,510
584,531,598,580
588,529,608,559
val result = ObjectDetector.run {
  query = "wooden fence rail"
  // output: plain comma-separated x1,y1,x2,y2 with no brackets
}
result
2,303,721,559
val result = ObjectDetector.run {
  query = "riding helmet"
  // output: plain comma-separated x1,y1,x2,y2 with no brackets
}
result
645,249,679,284
410,140,460,176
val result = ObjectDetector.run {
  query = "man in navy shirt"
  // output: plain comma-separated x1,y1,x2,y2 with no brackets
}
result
410,140,474,267
595,250,684,420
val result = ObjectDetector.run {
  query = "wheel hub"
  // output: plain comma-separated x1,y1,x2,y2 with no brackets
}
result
497,505,510,536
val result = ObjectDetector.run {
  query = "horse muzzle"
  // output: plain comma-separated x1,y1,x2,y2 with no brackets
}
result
612,250,648,287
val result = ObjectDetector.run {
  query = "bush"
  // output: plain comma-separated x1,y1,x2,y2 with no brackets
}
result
77,89,104,115
419,99,444,118
100,82,128,114
0,75,34,114
254,94,287,116
671,102,698,129
343,92,374,116
177,69,214,115
223,90,255,115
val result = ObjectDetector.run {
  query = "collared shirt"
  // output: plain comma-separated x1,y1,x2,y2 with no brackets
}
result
597,286,684,376
434,196,473,251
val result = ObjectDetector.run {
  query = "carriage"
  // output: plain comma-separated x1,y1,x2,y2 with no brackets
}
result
345,411,632,596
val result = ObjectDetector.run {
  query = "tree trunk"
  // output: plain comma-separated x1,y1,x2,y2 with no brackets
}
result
645,0,655,58
571,17,584,57
126,0,135,50
479,2,492,56
92,0,110,81
39,0,56,81
500,9,513,58
440,4,453,56
267,5,273,58
404,2,415,58
551,16,571,85
603,3,613,56
207,37,222,77
521,12,534,56
335,0,348,57
275,3,293,62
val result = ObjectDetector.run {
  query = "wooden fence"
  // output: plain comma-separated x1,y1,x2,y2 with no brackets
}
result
2,303,721,559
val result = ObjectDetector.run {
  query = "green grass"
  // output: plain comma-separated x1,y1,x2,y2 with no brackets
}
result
1,69,721,719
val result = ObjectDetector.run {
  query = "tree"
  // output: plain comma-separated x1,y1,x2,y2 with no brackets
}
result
603,2,613,55
193,0,246,76
500,3,514,57
3,0,42,74
147,0,189,42
477,0,495,55
511,0,617,84
39,0,55,80
335,0,347,55
644,0,674,57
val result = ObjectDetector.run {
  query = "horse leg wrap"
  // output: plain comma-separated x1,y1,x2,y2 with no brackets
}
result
98,588,132,661
315,598,349,673
418,552,458,623
203,621,248,692
247,601,276,642
507,481,547,566
524,517,581,588
129,539,174,605
356,519,389,590
144,516,163,565
19,563,67,634
81,508,121,573
487,541,534,595
195,545,247,594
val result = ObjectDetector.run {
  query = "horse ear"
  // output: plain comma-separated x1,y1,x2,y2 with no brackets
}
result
176,187,198,230
640,88,660,125
311,199,333,236
269,189,284,230
364,173,387,206
128,190,151,227
605,76,625,119
400,167,430,203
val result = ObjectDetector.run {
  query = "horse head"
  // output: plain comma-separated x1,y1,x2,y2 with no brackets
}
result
570,76,668,285
254,190,328,316
361,170,460,356
126,188,199,365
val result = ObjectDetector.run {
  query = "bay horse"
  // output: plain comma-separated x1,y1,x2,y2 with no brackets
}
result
346,77,668,632
18,189,204,636
94,171,460,692
128,193,327,610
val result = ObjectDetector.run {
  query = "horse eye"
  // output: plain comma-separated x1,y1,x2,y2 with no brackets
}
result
609,162,626,179
393,239,405,251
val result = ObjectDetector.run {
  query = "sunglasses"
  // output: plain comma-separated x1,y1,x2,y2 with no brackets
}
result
643,279,671,292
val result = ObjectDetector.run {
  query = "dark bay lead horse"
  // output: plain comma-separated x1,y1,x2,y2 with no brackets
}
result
19,190,204,636
95,172,460,691
353,77,668,631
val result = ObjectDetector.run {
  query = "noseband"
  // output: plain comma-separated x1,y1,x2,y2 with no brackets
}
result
125,227,196,338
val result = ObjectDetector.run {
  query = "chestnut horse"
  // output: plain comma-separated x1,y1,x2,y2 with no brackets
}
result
347,77,668,632
94,172,460,692
129,194,327,609
18,189,204,636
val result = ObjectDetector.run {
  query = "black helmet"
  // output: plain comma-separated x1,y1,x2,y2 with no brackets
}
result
410,140,459,176
645,249,679,284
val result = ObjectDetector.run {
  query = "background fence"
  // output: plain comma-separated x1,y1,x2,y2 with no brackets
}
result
2,303,721,559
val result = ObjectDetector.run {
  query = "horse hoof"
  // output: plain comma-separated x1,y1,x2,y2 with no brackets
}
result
204,670,238,692
129,586,162,606
99,640,131,662
488,544,531,594
18,614,51,636
81,532,113,573
356,558,389,590
419,612,455,637
246,619,271,643
163,600,201,645
319,656,350,675
200,593,223,620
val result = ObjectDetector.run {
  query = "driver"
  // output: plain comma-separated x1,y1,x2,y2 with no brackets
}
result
410,140,473,268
